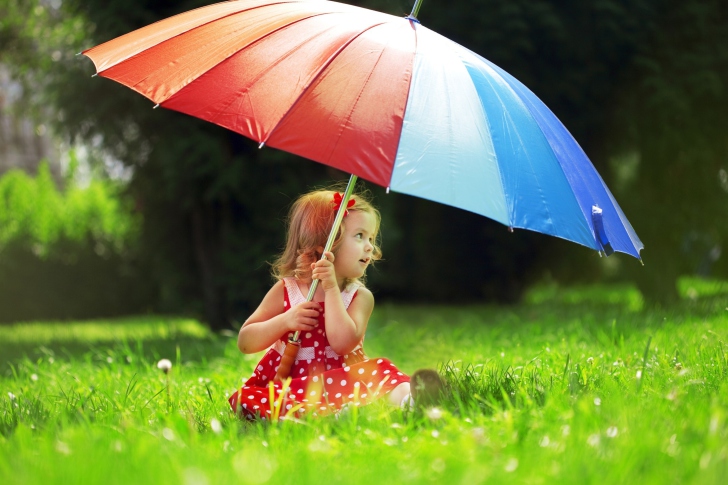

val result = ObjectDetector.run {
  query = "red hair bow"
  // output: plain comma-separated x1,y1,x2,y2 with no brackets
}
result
332,192,355,216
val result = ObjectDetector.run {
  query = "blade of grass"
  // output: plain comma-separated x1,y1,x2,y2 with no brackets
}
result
637,336,652,393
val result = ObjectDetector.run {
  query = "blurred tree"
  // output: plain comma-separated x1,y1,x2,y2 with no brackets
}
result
0,158,153,322
608,0,728,302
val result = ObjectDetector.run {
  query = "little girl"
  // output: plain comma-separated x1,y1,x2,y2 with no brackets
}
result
228,188,440,420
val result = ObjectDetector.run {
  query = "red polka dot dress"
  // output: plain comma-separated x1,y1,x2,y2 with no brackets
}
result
229,278,409,420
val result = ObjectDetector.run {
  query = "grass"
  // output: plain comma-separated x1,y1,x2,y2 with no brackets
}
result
1,276,727,484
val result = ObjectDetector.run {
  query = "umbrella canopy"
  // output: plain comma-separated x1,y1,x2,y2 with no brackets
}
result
82,0,643,259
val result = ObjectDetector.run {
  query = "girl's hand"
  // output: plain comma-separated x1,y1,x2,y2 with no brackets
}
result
282,301,322,332
311,251,338,292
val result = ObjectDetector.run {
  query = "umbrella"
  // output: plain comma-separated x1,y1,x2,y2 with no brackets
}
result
82,0,643,379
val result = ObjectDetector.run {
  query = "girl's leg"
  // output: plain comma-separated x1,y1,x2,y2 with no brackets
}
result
388,382,411,407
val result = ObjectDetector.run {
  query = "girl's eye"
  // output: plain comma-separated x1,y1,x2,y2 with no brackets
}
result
355,233,363,239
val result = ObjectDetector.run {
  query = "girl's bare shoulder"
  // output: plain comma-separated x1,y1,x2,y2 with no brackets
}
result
243,280,286,327
352,285,374,305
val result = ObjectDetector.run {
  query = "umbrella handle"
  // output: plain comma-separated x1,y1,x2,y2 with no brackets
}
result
274,337,300,381
274,174,359,381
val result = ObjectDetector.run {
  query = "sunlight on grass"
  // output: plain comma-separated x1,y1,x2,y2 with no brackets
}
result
523,281,644,311
678,276,728,300
0,316,209,345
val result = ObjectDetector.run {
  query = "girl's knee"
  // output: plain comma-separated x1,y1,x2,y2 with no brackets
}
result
388,382,410,406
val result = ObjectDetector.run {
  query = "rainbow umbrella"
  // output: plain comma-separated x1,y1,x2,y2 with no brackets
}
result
82,0,642,261
83,0,644,379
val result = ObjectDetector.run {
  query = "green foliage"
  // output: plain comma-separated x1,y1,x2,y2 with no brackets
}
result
0,0,88,119
607,0,728,301
1,284,727,483
0,158,139,257
0,157,154,323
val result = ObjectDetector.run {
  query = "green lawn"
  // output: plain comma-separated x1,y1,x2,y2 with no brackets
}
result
1,277,727,484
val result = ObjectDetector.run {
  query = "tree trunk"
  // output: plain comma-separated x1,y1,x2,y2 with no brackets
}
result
631,242,680,306
190,201,228,330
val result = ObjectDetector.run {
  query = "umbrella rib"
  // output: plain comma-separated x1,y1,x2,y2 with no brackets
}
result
142,12,346,106
325,27,399,166
473,54,583,240
461,62,512,228
157,12,346,113
496,88,558,234
472,56,612,249
91,1,300,74
206,14,348,128
261,21,389,146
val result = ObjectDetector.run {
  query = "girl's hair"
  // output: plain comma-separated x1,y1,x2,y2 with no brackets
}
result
271,187,382,288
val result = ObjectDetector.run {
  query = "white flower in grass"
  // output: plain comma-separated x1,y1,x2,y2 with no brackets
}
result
606,426,618,438
425,407,443,421
593,397,601,406
157,359,173,374
472,427,485,443
31,374,38,382
7,392,16,401
55,441,71,455
210,418,222,434
504,458,518,472
183,467,209,485
587,434,600,447
636,370,642,379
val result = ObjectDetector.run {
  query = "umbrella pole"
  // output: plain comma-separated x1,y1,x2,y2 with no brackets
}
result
274,174,359,381
409,0,425,19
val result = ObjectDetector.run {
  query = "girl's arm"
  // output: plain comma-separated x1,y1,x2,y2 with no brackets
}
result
312,253,374,355
237,280,322,354
323,286,374,355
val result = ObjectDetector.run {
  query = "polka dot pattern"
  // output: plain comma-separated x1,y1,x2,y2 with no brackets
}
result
228,280,409,420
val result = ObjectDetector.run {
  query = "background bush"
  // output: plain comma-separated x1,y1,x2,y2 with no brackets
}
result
0,156,155,322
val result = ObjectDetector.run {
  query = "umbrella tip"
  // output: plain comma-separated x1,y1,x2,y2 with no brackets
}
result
508,226,514,233
259,142,265,149
76,52,82,56
91,73,98,78
386,186,390,194
153,104,160,109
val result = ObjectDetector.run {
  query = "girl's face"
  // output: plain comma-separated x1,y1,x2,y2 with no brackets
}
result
333,210,376,284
